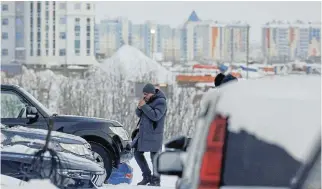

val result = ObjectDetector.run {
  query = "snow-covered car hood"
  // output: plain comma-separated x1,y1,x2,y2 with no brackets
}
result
1,144,103,172
1,125,88,145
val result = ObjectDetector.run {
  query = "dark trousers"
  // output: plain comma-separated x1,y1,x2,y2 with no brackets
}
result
134,150,159,179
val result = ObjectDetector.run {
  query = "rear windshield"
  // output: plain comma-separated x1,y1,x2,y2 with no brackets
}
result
222,128,302,186
221,109,320,186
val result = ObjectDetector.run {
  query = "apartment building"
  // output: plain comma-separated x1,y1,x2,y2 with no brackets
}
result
262,20,321,63
1,1,96,66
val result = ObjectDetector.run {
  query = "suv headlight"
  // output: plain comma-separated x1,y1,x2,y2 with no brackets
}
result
109,127,129,140
8,135,93,157
59,143,92,156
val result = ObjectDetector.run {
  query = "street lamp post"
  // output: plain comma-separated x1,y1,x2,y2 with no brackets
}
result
150,29,156,60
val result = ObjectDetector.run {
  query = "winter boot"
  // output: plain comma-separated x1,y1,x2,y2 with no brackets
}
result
148,176,160,186
137,175,151,185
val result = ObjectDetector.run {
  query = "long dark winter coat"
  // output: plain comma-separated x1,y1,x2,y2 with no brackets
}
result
132,89,167,152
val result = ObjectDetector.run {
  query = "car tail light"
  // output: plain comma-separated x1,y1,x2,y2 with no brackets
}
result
125,173,133,179
198,114,228,189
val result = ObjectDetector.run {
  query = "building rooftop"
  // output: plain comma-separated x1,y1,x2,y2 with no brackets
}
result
187,10,201,22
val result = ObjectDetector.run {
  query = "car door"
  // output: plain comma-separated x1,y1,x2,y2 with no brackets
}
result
1,89,48,129
291,140,321,189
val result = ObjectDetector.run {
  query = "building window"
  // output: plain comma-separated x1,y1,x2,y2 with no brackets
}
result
30,2,34,56
59,49,66,56
74,18,81,55
86,18,91,56
36,2,41,56
59,2,66,10
75,25,80,31
2,32,8,40
60,17,66,24
16,32,22,40
74,40,80,55
59,32,66,39
74,40,80,49
2,18,8,25
2,4,8,11
53,1,56,56
86,3,91,10
2,49,8,56
74,3,81,9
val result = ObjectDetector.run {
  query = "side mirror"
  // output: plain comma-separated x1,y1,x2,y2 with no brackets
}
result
154,151,183,177
165,136,191,151
26,106,38,119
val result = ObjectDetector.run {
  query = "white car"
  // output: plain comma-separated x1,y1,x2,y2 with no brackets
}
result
155,75,321,189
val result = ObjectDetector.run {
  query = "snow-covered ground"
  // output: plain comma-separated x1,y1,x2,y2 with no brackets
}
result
1,153,177,189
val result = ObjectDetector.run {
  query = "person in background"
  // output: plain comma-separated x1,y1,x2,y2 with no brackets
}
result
131,83,167,186
214,73,238,87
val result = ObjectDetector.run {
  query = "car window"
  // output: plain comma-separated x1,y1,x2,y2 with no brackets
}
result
18,87,53,116
1,91,27,118
301,153,321,189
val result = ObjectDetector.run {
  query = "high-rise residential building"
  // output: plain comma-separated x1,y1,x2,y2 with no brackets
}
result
171,28,184,62
209,22,226,61
262,20,321,63
225,21,249,62
1,1,96,66
182,11,249,62
130,24,145,52
95,17,130,57
182,11,202,62
156,24,172,61
1,2,25,65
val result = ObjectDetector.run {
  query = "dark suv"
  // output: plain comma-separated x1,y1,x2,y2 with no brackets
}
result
1,84,133,179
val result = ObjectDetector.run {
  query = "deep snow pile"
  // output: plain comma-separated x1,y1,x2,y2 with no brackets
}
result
99,45,174,84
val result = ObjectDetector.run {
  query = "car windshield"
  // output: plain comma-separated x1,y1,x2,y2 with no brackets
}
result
19,87,54,116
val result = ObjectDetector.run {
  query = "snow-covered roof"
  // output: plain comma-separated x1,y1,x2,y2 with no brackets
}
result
99,45,174,84
201,75,321,162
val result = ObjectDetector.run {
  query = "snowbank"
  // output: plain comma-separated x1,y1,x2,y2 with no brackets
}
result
1,175,57,189
99,45,174,84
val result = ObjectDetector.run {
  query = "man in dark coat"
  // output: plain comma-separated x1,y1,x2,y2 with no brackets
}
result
132,83,167,186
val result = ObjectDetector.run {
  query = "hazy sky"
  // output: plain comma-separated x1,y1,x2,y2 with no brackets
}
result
95,1,321,43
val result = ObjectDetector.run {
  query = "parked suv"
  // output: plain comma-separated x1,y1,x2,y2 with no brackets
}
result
154,76,321,189
1,84,133,179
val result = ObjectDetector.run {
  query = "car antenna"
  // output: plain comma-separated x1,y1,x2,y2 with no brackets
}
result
21,114,64,187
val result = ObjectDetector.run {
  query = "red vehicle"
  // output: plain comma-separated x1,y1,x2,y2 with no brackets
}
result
154,75,321,189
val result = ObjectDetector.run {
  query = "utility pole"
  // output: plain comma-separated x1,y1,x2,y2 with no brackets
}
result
246,24,250,79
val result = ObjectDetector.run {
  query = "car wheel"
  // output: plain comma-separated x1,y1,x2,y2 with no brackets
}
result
89,141,113,180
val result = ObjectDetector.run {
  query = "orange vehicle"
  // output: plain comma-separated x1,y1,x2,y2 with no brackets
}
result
176,73,241,84
176,75,215,84
193,64,218,70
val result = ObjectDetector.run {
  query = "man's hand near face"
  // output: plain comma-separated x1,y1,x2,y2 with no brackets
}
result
138,99,146,109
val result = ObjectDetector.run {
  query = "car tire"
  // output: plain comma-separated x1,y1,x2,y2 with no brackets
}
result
89,141,113,180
